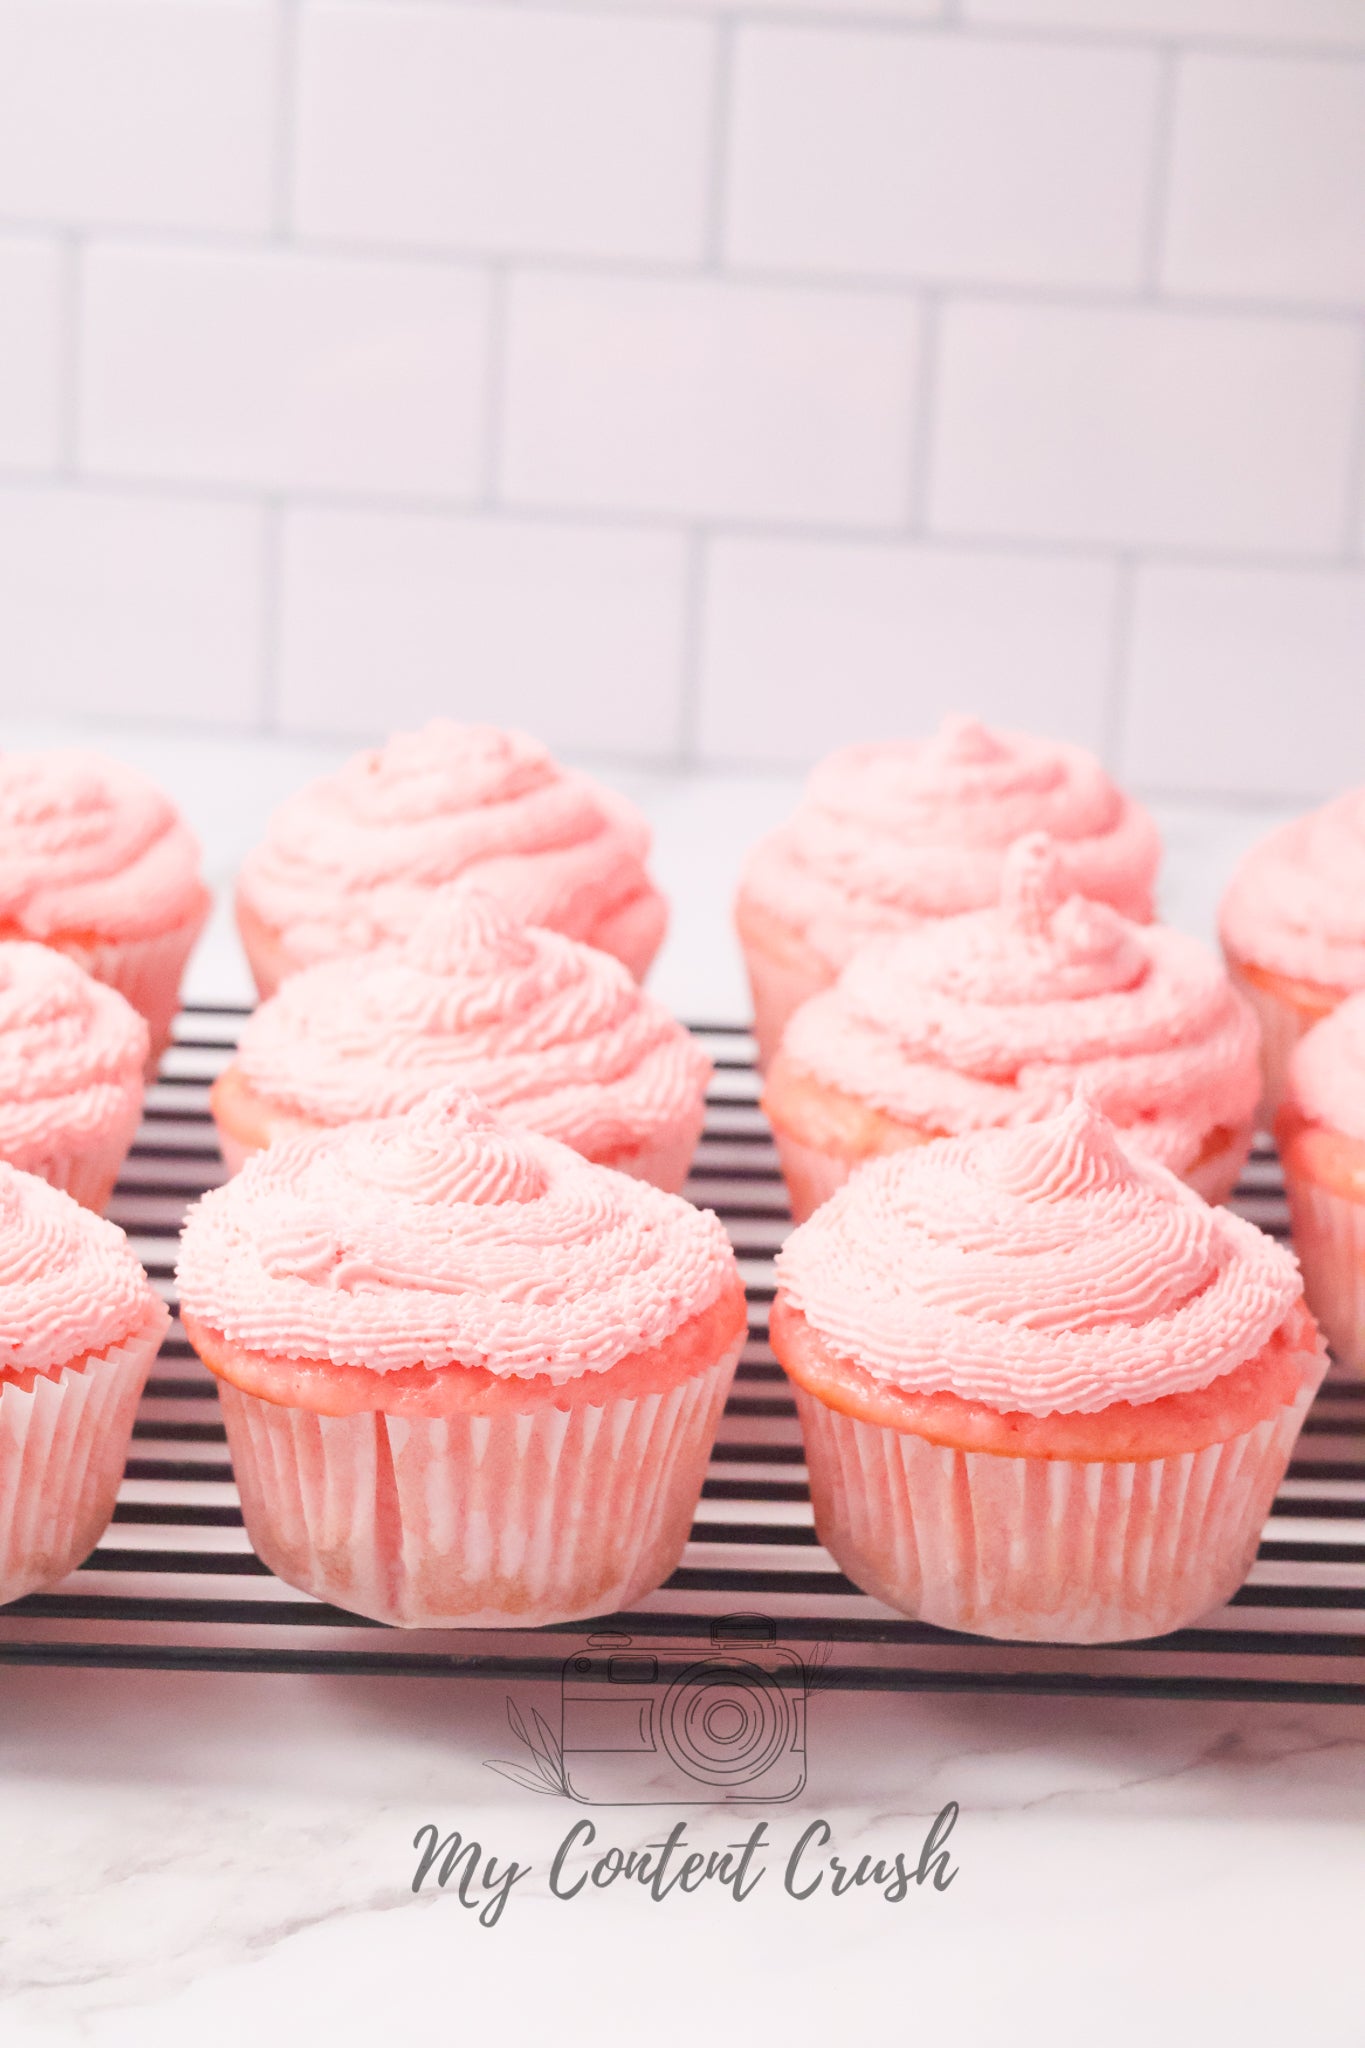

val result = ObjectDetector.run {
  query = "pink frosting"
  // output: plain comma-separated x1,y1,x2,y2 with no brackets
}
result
778,835,1259,1176
1219,788,1365,992
1285,992,1365,1146
177,1089,738,1382
0,943,147,1167
740,716,1160,972
775,1096,1301,1416
0,751,205,941
236,723,665,973
234,893,711,1157
0,1162,165,1373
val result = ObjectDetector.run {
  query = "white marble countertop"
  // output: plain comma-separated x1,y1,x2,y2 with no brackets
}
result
0,723,1357,2048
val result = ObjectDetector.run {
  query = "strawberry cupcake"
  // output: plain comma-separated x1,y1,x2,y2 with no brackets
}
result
1220,787,1365,1118
211,894,710,1191
177,1090,745,1628
0,750,209,1061
235,723,667,998
764,835,1259,1220
0,943,148,1210
1278,994,1365,1372
770,1097,1325,1643
0,1165,168,1604
736,716,1160,1067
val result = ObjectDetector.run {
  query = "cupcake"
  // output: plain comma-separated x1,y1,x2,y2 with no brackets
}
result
235,723,668,998
770,1097,1325,1643
736,716,1160,1067
1220,787,1365,1117
0,942,148,1210
211,894,711,1191
0,750,209,1060
764,835,1259,1220
1277,993,1365,1371
0,1166,168,1604
177,1089,745,1628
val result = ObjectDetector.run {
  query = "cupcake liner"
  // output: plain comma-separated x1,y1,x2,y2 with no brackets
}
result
1282,1167,1365,1373
792,1350,1324,1643
218,1339,742,1628
741,930,831,1073
0,1317,161,1606
1179,1121,1255,1207
1225,957,1330,1123
55,899,210,1066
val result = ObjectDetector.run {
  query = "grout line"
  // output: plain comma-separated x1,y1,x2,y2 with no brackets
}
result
271,0,302,239
56,231,84,477
4,464,1365,577
703,19,736,270
6,216,1365,329
1102,554,1137,775
478,263,511,506
256,499,284,733
1140,46,1179,294
1337,321,1365,560
674,530,709,767
906,292,940,533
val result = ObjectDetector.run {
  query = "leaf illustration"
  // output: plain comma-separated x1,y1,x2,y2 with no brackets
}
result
483,1760,568,1797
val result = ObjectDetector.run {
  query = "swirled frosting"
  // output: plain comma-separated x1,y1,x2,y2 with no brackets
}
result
0,750,205,941
1284,993,1365,1145
777,835,1259,1175
233,893,711,1156
0,943,147,1166
0,1162,165,1373
1219,788,1365,992
177,1089,738,1381
740,716,1160,971
774,1096,1301,1416
236,723,666,974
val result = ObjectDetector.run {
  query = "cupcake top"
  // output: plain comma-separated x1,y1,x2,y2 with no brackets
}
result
740,716,1160,971
0,943,148,1165
1219,787,1365,993
0,1163,166,1374
1284,992,1365,1145
236,722,663,972
775,835,1258,1176
178,1090,738,1383
0,750,205,941
775,1097,1300,1417
233,893,710,1156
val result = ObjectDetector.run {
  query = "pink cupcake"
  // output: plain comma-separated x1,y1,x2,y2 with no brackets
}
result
770,1097,1325,1643
736,716,1160,1067
0,750,209,1060
764,835,1259,1220
235,723,667,998
1277,993,1365,1371
211,894,710,1192
1220,787,1365,1117
0,1166,168,1604
177,1090,745,1628
0,942,148,1210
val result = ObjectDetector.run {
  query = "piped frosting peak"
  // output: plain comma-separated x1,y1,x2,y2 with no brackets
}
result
179,1088,738,1381
775,1101,1301,1415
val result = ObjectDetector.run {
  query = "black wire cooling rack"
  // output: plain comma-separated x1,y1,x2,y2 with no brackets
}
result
0,1004,1361,1702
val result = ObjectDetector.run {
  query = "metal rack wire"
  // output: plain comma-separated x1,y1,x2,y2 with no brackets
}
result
1,1004,1361,1701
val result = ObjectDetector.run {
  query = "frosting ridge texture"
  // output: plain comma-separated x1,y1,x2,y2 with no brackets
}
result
1220,787,1365,992
0,1163,164,1373
0,943,147,1167
1284,992,1365,1145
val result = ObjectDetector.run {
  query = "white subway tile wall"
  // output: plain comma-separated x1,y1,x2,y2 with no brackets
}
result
0,0,1361,799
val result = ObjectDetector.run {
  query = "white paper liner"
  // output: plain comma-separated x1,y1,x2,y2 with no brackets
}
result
1283,1168,1365,1372
791,1349,1324,1643
1224,956,1333,1122
1183,1122,1256,1206
0,1317,162,1605
218,1339,742,1628
54,900,209,1064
